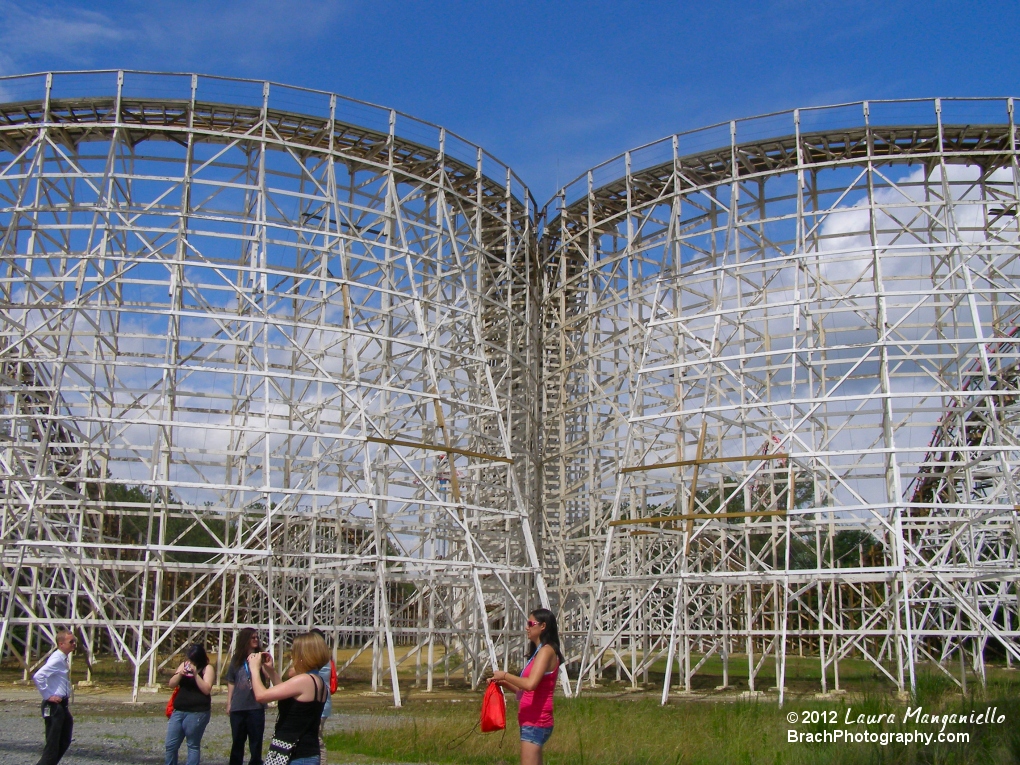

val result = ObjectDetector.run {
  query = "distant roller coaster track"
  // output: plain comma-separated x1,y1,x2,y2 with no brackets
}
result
549,122,1014,239
0,96,531,230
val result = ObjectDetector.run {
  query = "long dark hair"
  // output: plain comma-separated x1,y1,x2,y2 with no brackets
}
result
528,608,565,664
230,628,259,671
185,643,209,672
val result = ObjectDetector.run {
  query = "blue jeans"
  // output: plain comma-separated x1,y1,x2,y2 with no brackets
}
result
165,709,211,765
290,758,319,765
520,724,554,746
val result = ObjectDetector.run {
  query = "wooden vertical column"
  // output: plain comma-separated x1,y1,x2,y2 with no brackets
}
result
683,421,708,555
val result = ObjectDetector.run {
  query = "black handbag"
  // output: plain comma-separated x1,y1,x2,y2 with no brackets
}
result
263,736,297,765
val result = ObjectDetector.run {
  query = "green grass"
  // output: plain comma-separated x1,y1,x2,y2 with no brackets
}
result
326,682,1020,765
6,652,1020,763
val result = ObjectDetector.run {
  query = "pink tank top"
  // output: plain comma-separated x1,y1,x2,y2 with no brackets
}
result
517,651,557,728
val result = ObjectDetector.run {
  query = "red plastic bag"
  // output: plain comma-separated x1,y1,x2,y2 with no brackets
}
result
165,686,179,718
480,681,506,733
329,659,338,694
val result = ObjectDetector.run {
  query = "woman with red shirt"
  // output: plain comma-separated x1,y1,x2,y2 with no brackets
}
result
491,608,563,765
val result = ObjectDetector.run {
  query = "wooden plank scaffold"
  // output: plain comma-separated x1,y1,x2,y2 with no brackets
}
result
0,70,551,704
542,96,1020,703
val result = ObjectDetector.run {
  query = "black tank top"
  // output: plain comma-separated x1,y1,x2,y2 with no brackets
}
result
174,670,211,713
274,673,327,757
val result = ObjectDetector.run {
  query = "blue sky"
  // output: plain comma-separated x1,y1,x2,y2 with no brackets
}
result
1,0,1017,204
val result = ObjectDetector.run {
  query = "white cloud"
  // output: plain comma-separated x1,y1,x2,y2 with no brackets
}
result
0,1,351,77
571,162,1020,515
0,2,127,73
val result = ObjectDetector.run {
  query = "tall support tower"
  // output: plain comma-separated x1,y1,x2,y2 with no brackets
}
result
0,71,545,703
542,98,1020,700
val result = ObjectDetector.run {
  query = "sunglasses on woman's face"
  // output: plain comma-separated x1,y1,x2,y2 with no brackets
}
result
527,620,541,628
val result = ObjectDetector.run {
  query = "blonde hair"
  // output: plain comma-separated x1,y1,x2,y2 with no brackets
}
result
290,632,330,674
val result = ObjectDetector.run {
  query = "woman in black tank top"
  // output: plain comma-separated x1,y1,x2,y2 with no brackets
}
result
247,632,330,765
165,643,215,765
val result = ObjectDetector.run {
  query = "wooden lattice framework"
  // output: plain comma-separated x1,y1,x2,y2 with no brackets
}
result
0,71,547,704
541,97,1020,702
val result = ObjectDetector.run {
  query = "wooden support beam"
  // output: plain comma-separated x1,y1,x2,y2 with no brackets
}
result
611,509,788,527
684,421,708,554
366,435,513,464
620,453,790,474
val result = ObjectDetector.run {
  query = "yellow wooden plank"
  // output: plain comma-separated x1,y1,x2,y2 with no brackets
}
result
365,435,513,464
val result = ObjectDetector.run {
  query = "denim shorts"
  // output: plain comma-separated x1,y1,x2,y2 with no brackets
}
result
520,725,554,746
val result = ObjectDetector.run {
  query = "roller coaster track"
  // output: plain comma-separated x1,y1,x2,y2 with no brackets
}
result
908,327,1020,509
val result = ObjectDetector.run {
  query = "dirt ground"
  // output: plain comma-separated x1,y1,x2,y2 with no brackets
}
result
0,683,414,765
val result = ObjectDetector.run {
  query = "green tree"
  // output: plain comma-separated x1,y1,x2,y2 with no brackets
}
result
104,483,226,563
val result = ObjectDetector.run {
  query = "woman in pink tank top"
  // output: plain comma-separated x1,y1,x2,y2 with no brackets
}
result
491,608,564,765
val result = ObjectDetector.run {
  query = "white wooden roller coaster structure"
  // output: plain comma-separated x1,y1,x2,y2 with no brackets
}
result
0,71,1017,704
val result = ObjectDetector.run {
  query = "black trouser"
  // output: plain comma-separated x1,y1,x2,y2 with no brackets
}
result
37,698,73,765
229,708,266,765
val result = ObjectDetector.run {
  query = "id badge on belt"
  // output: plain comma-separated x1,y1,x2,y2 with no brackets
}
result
42,704,51,718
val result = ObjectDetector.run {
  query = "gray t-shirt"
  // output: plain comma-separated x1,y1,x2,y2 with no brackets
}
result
226,661,265,712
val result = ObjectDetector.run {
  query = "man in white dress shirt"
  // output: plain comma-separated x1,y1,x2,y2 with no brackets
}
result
31,629,77,765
